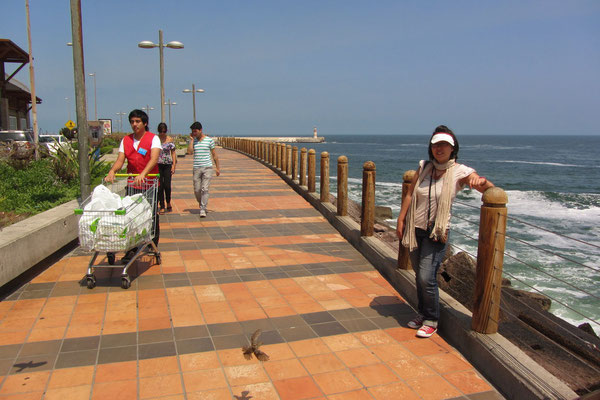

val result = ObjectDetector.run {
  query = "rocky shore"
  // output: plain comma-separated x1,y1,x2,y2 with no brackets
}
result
330,194,600,396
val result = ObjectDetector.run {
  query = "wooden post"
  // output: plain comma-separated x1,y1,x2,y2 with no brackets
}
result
398,170,416,270
276,143,282,169
472,188,509,334
320,152,330,202
291,146,298,181
271,142,275,165
361,161,376,236
300,148,307,186
307,149,316,193
286,145,292,176
337,156,348,216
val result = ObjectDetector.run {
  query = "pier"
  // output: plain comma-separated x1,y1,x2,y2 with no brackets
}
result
0,146,585,399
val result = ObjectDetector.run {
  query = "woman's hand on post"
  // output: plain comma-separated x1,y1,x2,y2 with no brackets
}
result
468,174,487,189
396,220,405,240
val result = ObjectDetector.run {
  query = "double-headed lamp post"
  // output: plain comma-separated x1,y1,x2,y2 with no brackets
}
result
88,72,97,120
182,84,205,122
164,99,177,131
142,105,155,121
138,30,183,124
116,111,127,133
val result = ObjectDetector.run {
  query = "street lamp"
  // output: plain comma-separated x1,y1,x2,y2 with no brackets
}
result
138,30,184,124
65,97,71,121
88,72,97,120
182,84,205,122
142,105,155,121
116,111,127,133
164,99,177,132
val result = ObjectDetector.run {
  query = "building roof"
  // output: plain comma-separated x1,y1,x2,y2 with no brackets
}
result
0,39,29,63
4,74,41,104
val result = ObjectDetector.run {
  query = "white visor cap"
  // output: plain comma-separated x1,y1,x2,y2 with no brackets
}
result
430,133,455,147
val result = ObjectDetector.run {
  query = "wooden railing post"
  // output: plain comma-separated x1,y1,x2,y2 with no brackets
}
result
472,188,508,334
291,146,298,182
398,170,416,270
307,149,316,193
277,143,282,170
337,156,348,216
320,152,330,202
361,161,376,236
300,148,307,186
286,145,292,176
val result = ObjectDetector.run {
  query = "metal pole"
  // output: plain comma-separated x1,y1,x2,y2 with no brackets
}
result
92,73,97,120
192,83,197,121
159,29,165,123
70,0,91,199
25,0,39,160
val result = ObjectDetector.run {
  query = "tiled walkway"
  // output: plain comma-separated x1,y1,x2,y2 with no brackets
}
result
0,149,504,399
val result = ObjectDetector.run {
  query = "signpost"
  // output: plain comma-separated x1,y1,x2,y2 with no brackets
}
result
65,120,76,130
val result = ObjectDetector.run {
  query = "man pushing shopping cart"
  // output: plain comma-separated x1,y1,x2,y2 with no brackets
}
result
76,109,162,289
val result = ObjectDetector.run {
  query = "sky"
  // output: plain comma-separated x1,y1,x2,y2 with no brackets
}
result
2,1,599,136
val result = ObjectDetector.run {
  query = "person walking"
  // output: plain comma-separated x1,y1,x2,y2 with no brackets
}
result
157,122,176,214
396,125,494,338
187,121,220,217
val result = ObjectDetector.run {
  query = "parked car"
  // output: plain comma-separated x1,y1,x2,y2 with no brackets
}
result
39,134,69,154
0,130,35,159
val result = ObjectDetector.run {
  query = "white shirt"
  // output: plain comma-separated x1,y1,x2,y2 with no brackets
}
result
413,160,474,230
118,134,161,153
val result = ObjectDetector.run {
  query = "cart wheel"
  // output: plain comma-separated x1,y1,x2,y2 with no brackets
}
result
107,253,115,265
155,254,161,264
121,276,131,289
86,276,96,289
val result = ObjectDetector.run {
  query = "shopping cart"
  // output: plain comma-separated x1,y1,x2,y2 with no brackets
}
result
74,174,161,289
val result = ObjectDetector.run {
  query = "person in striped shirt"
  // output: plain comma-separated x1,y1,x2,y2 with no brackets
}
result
187,121,220,217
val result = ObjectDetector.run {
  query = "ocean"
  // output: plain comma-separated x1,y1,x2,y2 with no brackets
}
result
302,134,600,333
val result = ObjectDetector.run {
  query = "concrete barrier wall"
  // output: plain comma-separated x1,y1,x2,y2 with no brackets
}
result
0,200,79,287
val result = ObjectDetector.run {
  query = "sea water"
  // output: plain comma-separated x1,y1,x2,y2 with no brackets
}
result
301,134,599,333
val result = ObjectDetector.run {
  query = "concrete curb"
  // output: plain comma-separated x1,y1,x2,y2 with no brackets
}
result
238,150,578,400
0,200,79,288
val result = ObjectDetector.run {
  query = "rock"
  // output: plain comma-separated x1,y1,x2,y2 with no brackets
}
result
373,223,387,233
579,323,599,339
375,206,392,220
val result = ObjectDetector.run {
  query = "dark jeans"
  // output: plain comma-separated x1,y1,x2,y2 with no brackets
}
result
409,228,448,327
158,163,173,209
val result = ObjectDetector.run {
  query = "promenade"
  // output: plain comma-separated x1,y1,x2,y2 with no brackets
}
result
0,148,503,399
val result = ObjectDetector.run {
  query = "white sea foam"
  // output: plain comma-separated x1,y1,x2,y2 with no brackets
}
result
494,160,593,168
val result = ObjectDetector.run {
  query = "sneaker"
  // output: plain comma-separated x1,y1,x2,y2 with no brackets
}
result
199,209,207,218
416,325,437,338
407,315,424,329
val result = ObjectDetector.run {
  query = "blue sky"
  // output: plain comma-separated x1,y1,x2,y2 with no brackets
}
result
2,1,599,136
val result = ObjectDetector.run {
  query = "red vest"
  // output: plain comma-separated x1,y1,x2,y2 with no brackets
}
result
123,132,159,175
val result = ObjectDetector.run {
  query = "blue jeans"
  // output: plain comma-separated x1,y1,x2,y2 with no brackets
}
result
409,228,448,327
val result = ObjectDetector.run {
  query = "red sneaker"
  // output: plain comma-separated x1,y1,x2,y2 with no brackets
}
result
416,325,437,338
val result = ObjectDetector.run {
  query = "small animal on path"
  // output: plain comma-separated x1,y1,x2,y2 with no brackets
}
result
242,329,270,361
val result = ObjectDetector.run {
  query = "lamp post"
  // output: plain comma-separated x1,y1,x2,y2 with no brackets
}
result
65,97,71,121
142,105,155,122
138,30,183,123
116,111,127,133
182,84,205,122
164,99,177,131
88,72,97,120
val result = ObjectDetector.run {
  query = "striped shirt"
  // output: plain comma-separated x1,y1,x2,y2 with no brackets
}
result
192,136,215,168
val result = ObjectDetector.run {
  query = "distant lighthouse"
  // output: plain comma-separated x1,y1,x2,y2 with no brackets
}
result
313,127,317,138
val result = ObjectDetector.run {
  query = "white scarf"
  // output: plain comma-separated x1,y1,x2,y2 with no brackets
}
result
402,159,455,251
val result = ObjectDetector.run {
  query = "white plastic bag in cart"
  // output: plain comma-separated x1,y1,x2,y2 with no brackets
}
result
78,214,100,251
85,185,122,211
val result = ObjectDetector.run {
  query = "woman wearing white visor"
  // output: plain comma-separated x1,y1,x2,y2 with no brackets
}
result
396,125,494,338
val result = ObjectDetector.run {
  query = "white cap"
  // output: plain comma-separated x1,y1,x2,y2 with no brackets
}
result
430,133,455,146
